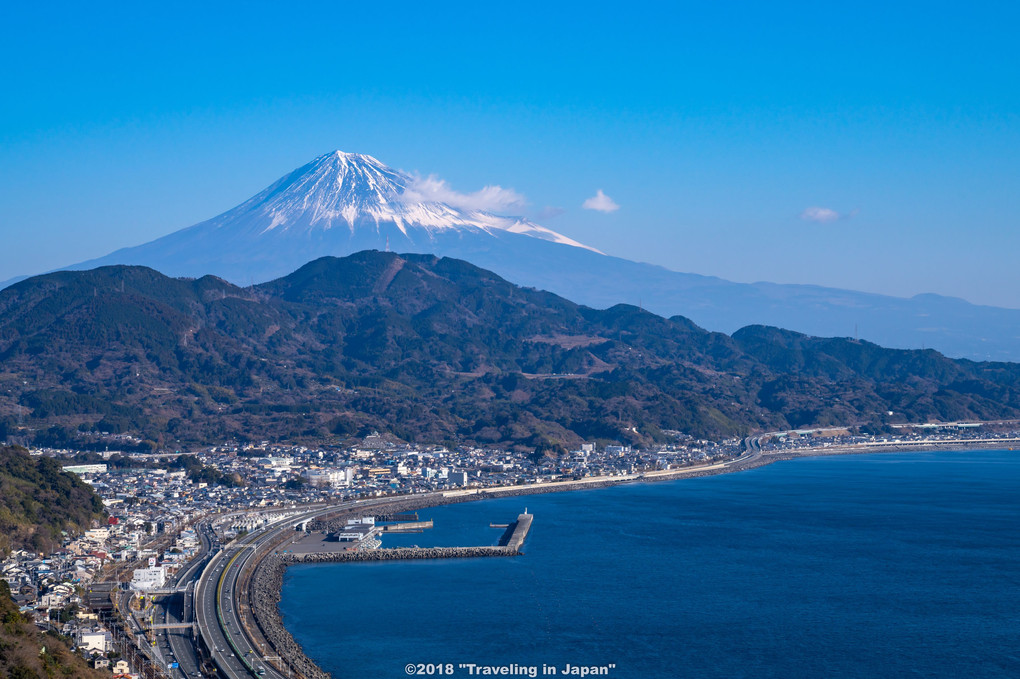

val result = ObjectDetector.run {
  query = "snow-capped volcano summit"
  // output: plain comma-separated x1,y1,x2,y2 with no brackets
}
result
205,150,595,250
251,151,411,233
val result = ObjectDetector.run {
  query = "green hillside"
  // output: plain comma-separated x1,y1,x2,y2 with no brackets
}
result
0,580,104,679
0,446,106,555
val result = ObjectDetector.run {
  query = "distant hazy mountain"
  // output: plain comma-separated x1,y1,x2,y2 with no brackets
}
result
3,252,1019,449
19,150,1020,362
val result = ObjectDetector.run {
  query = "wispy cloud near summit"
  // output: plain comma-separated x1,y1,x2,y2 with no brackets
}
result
582,189,619,213
401,174,526,213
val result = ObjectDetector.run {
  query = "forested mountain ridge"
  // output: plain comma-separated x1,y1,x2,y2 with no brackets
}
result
1,251,1018,451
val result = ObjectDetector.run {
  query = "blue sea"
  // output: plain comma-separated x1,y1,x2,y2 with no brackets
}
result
280,451,1020,678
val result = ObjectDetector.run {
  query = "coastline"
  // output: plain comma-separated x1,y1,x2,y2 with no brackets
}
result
244,440,1018,679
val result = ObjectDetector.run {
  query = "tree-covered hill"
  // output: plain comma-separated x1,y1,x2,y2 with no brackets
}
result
1,252,1019,450
0,446,106,555
0,580,104,679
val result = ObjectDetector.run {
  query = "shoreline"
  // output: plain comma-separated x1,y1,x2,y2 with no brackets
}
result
245,440,1017,679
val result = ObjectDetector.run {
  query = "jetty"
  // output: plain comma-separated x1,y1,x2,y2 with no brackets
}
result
286,546,516,563
497,510,533,551
247,506,535,679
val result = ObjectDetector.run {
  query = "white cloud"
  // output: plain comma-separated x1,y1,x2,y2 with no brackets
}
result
582,189,619,213
400,173,526,213
800,206,857,223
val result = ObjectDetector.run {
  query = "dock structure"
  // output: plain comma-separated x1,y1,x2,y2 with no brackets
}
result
498,511,533,551
281,511,534,565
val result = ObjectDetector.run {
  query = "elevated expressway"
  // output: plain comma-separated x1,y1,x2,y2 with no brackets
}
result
161,522,216,678
194,497,405,679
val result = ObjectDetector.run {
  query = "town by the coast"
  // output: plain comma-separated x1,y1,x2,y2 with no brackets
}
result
5,420,1020,679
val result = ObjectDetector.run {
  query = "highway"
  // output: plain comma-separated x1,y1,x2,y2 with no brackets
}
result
197,505,347,679
196,521,292,679
196,497,414,679
162,522,216,678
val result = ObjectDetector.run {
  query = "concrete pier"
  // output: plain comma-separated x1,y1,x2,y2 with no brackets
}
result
498,512,533,550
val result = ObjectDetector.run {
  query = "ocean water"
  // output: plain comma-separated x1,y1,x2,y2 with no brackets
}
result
280,451,1020,678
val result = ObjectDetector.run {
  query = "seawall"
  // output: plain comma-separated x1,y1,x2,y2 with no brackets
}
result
250,556,330,679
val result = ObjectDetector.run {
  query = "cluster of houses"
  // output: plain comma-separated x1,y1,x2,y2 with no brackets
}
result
9,423,1019,673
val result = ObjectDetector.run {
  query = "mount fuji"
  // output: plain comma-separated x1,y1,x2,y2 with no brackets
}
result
24,151,1020,362
64,151,598,284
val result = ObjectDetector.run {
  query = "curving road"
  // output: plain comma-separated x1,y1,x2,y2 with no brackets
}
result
196,531,278,678
196,497,420,679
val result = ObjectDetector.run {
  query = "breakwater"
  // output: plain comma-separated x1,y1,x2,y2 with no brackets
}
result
288,545,519,563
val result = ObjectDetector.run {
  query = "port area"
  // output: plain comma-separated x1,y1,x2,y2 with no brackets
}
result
277,510,533,562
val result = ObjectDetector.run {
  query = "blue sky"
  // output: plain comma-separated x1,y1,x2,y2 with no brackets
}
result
2,2,1018,306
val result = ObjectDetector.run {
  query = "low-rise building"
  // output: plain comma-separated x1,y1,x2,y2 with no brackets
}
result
129,565,166,591
77,628,112,653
